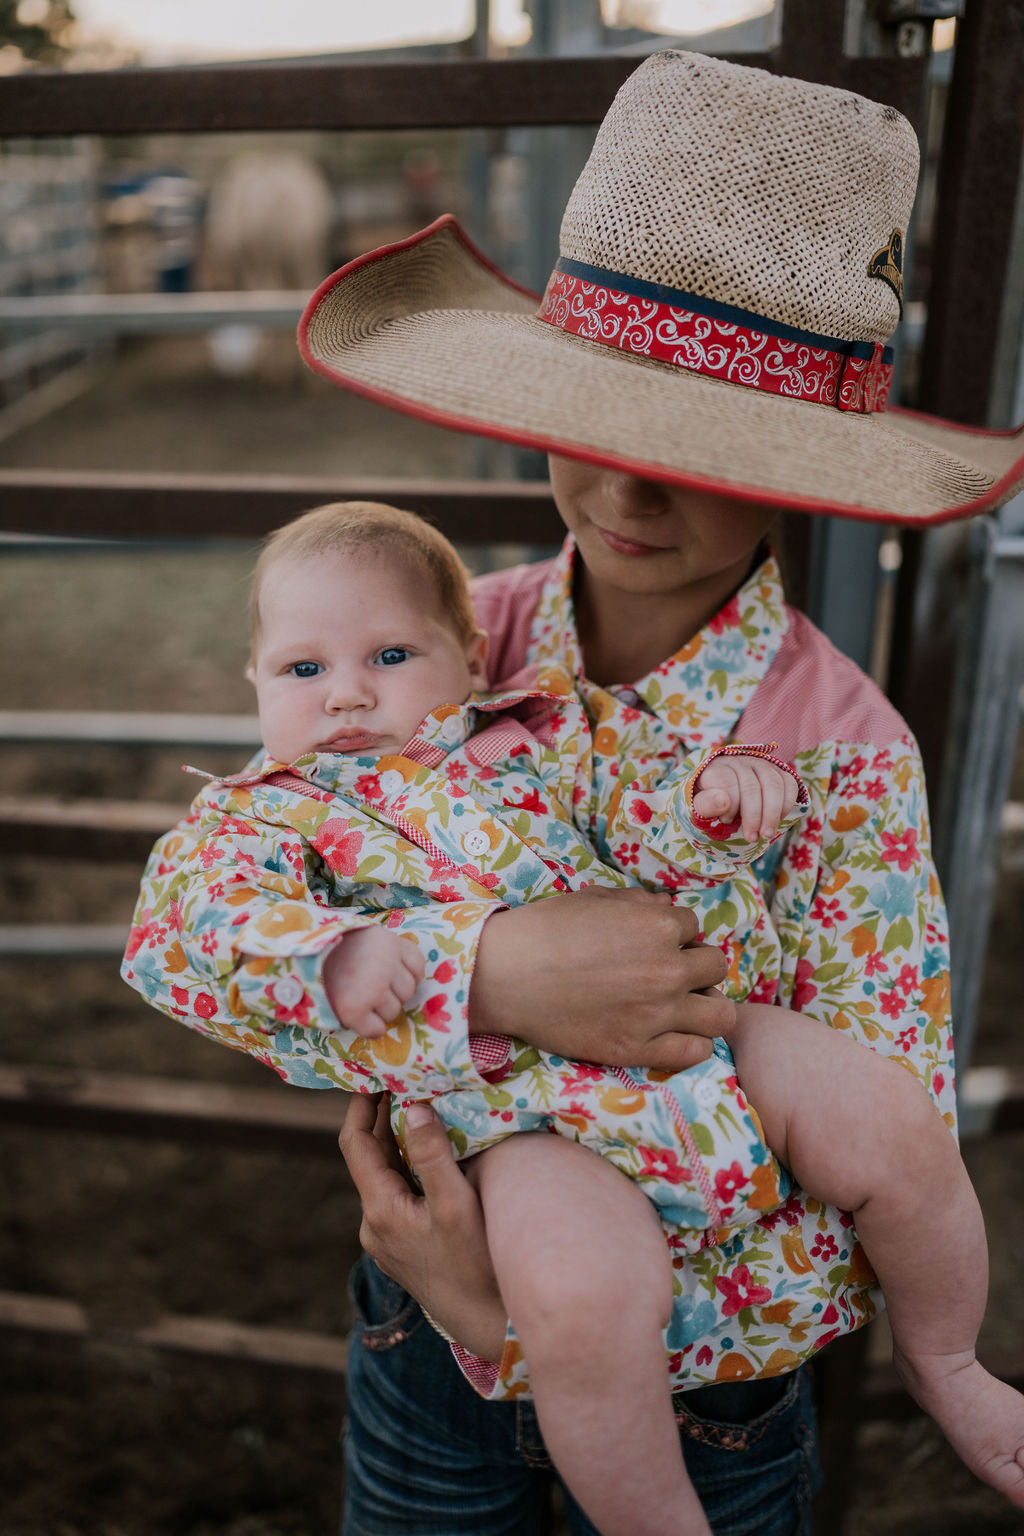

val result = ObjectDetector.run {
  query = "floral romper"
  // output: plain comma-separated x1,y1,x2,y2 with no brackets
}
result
123,545,956,1398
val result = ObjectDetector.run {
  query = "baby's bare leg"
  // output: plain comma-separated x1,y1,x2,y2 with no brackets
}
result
733,1004,1024,1507
468,1133,711,1536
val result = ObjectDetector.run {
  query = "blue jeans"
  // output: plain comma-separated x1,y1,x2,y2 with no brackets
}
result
342,1257,821,1536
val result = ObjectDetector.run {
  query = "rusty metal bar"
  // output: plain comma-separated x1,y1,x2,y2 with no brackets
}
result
0,290,308,336
0,470,563,543
917,3,1024,427
0,1290,348,1392
0,711,260,746
0,1066,347,1154
0,47,929,141
0,56,640,136
0,795,183,862
889,0,1024,791
0,925,129,956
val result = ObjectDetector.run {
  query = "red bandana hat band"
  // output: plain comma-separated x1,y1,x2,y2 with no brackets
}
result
538,260,894,415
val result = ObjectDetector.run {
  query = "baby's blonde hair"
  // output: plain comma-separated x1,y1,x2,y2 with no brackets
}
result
250,501,479,658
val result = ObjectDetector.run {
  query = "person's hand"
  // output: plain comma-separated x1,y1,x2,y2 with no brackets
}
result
323,929,425,1036
692,755,799,841
338,1093,507,1361
469,887,733,1070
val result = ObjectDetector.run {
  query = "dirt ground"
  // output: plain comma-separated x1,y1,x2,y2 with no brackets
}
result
1,339,1023,1536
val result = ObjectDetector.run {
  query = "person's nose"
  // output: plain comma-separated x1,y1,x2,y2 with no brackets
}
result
324,667,374,714
602,471,670,521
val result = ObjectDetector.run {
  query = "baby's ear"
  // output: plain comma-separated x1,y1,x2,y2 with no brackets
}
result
245,662,257,687
467,629,489,689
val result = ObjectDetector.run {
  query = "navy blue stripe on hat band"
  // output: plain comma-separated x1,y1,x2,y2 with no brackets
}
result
554,258,894,364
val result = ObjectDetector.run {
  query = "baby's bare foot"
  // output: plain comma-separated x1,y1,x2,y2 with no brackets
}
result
894,1348,1024,1506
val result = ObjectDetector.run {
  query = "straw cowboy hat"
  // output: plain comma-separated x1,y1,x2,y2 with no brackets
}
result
299,48,1024,526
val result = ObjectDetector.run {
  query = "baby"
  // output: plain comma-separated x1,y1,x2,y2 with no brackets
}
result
126,502,1024,1535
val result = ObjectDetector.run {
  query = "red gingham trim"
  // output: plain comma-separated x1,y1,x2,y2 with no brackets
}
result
538,269,893,415
385,810,455,868
397,691,558,768
469,1031,514,1076
528,713,561,749
373,808,475,887
451,1342,501,1397
400,738,447,769
302,787,484,895
463,721,535,767
262,770,335,801
612,1066,722,1241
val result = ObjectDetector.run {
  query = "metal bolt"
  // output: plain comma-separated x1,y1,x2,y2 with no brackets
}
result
896,19,927,55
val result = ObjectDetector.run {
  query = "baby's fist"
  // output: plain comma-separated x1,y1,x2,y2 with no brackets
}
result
692,754,799,842
323,927,425,1038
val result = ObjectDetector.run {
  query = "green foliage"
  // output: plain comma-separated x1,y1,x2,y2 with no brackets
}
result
492,838,523,872
703,898,739,936
882,914,914,955
688,1121,715,1156
812,961,848,985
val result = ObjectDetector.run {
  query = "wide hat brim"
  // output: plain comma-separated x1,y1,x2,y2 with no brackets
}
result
300,216,1024,527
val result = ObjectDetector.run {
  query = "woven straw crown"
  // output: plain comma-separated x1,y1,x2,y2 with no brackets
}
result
561,49,918,343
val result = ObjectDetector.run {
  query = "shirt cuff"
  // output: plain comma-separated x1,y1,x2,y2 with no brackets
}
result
685,744,808,857
232,918,367,1034
450,1330,521,1401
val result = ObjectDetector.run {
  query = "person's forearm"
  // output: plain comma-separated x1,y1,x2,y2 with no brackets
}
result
340,1096,508,1359
468,891,733,1069
421,1289,508,1361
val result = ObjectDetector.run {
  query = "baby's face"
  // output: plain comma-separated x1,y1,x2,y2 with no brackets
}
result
249,551,487,765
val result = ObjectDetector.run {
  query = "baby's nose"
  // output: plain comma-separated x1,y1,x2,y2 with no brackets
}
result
325,671,374,711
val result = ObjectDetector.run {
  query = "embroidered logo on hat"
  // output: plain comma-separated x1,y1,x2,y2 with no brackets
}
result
867,229,905,317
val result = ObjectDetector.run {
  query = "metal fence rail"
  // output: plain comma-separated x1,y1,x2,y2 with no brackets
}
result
0,50,926,138
0,470,563,542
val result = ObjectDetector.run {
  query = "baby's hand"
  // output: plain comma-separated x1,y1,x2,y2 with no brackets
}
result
692,754,799,842
323,927,426,1037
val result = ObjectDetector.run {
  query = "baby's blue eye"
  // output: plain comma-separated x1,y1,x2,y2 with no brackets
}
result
377,647,410,667
290,661,323,678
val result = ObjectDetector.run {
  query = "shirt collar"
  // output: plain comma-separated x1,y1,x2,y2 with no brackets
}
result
527,535,789,752
395,669,576,764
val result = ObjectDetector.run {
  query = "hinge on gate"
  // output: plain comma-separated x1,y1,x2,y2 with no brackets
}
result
847,0,962,58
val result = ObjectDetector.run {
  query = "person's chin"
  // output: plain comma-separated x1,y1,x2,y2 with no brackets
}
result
579,525,672,574
588,544,686,595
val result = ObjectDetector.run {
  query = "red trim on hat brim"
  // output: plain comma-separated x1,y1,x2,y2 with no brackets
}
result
886,401,1022,441
298,222,1024,529
298,214,539,362
298,356,1024,527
